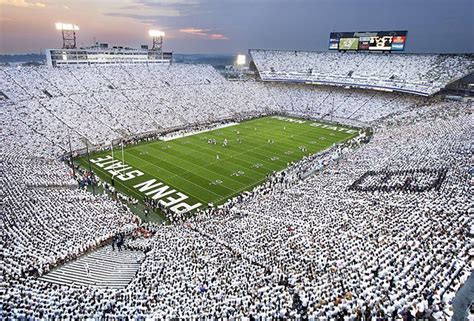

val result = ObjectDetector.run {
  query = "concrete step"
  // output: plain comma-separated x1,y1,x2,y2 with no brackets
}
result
39,273,133,288
44,268,139,282
39,276,127,289
63,261,140,274
38,245,145,289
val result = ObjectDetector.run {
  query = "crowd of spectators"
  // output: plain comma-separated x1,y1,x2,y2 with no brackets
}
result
349,168,448,193
1,63,431,156
250,49,474,96
0,62,472,319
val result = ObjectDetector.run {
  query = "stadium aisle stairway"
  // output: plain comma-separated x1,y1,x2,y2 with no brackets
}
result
38,246,145,289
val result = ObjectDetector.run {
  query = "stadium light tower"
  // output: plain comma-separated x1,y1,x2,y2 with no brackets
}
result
149,29,165,52
236,54,246,66
55,22,79,49
235,54,246,79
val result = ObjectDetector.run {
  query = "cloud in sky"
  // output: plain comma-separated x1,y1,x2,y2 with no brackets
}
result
208,33,228,40
0,0,472,54
104,12,179,22
102,0,201,28
0,0,45,7
108,0,200,19
179,28,209,37
105,8,181,19
134,0,200,9
180,27,228,40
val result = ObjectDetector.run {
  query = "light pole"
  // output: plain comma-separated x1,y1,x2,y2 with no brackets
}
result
236,54,246,79
149,29,165,61
55,22,80,49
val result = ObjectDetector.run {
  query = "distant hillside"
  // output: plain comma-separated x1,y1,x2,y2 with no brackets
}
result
0,53,235,69
173,54,235,70
0,53,45,64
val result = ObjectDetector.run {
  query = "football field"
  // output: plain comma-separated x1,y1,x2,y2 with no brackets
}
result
78,116,357,217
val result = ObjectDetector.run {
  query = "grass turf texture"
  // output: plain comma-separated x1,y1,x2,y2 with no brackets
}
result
77,116,356,219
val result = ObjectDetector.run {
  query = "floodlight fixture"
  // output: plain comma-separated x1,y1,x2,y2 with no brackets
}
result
149,29,165,52
236,54,246,66
148,30,165,37
55,23,80,31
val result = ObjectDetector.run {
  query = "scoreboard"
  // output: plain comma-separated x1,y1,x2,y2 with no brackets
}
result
329,31,407,52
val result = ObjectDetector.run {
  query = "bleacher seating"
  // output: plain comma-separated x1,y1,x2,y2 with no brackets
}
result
249,49,474,96
1,64,427,156
0,61,472,319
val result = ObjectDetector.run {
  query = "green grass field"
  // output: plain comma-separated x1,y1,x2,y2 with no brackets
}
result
78,116,357,219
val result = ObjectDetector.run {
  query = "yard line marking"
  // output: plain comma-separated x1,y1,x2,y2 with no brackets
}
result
139,146,252,188
85,116,356,210
124,151,226,200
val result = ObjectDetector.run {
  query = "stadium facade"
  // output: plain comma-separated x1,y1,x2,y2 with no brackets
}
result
45,45,173,67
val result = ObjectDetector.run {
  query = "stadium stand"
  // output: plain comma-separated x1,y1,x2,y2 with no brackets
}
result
0,59,473,319
39,246,145,289
1,64,428,154
249,49,474,96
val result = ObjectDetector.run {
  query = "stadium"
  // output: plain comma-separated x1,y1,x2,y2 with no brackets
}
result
1,9,474,321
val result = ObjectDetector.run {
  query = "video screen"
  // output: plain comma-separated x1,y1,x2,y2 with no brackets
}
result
338,38,359,50
329,31,407,51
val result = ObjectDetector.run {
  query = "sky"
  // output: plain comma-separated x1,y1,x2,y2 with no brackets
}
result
0,0,473,54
